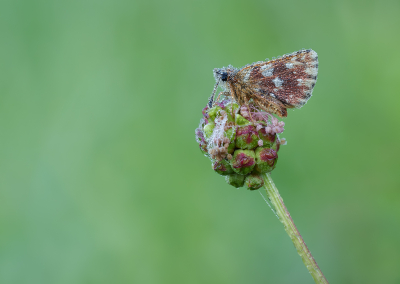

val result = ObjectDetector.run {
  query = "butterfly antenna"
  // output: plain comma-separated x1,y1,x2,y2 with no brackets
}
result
208,81,219,108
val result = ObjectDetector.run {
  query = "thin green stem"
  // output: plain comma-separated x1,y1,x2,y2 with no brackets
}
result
262,173,329,284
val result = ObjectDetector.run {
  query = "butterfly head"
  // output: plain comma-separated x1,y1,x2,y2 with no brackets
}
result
213,66,237,90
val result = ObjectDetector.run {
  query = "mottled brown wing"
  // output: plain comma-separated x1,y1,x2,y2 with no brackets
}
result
237,49,318,108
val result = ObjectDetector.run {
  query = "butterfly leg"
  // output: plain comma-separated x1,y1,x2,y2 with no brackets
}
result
214,91,230,106
228,85,240,119
243,95,255,123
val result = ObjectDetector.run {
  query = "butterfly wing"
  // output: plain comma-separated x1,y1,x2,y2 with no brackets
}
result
237,49,318,108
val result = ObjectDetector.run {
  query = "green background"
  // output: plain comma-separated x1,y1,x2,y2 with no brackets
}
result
1,0,399,283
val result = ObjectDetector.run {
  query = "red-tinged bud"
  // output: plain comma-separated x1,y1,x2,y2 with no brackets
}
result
258,127,276,148
235,125,259,149
231,149,255,175
255,147,278,173
245,174,264,190
225,174,245,188
271,136,284,152
212,159,234,176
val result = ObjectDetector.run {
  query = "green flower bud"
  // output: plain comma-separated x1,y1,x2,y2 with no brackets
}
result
212,159,234,175
231,149,256,175
255,147,278,173
208,106,222,122
224,127,236,154
224,102,239,121
245,174,264,190
225,174,245,188
235,113,250,126
235,125,259,149
203,122,215,139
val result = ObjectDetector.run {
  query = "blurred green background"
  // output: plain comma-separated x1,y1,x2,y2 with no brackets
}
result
1,0,399,283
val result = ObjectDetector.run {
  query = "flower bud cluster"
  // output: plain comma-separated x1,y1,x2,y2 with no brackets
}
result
208,136,230,161
195,94,286,190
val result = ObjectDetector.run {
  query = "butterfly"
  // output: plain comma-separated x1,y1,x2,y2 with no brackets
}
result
210,49,318,117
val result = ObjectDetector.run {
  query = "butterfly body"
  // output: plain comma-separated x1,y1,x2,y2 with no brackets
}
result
213,49,318,117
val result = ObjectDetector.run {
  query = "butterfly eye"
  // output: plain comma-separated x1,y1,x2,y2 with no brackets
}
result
221,72,228,81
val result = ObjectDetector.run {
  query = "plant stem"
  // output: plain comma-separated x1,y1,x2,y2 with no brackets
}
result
262,173,329,284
